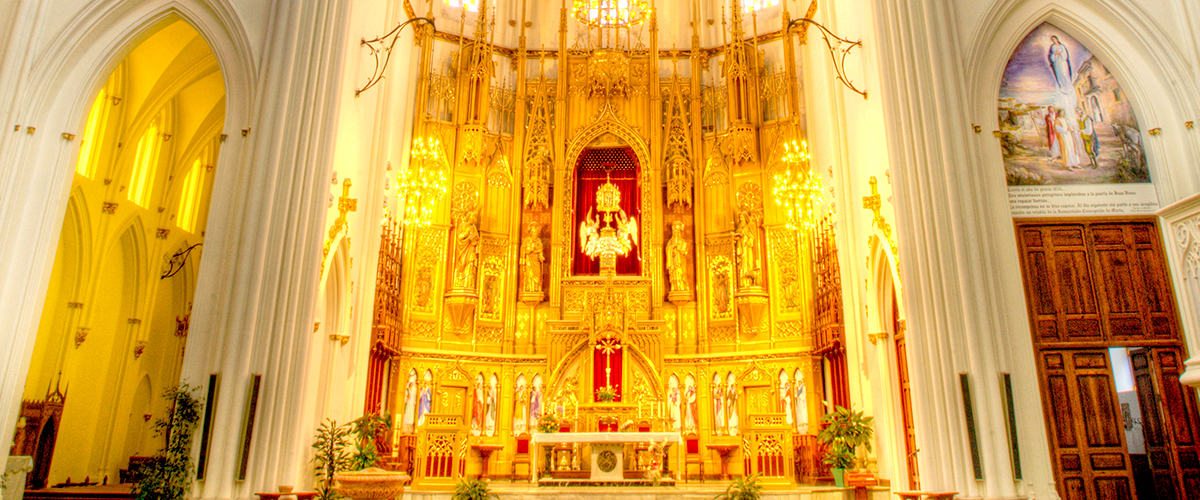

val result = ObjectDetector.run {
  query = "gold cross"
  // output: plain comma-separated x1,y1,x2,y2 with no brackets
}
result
322,178,358,276
862,176,898,261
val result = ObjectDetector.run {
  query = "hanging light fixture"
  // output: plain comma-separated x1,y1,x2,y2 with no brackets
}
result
773,139,823,233
397,131,448,227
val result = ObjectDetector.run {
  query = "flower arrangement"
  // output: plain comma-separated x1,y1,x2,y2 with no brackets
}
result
536,413,560,433
595,385,617,402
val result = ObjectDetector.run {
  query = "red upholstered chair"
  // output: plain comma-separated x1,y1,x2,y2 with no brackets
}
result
633,420,653,468
683,433,704,481
512,433,532,482
598,416,619,432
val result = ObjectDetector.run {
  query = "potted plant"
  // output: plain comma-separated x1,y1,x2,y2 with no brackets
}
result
133,383,202,500
327,413,410,500
594,385,617,402
535,413,559,433
816,406,875,487
312,419,350,500
712,473,761,500
452,476,498,500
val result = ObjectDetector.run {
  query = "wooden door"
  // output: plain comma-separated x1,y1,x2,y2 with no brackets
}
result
1040,349,1134,500
894,296,919,489
1131,348,1200,499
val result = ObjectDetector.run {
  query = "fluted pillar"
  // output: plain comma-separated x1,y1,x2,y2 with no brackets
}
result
183,0,352,497
869,0,1027,497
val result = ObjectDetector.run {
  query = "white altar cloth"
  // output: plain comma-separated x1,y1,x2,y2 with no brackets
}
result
530,432,682,483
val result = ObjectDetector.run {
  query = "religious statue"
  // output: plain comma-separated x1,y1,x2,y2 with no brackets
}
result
417,380,432,427
513,378,529,434
471,375,486,436
415,266,432,307
452,209,480,290
714,268,731,314
665,221,690,293
521,223,544,293
401,372,418,433
529,381,544,423
683,381,698,433
485,377,498,436
712,379,725,435
668,382,681,432
726,382,740,435
735,210,761,288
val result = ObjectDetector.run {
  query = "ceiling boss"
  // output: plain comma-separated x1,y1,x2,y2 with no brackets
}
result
579,171,639,275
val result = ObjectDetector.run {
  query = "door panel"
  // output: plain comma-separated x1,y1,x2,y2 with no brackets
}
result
1040,349,1135,499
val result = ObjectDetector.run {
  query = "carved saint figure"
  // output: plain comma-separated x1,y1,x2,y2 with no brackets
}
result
513,376,529,434
471,374,486,436
684,377,698,433
401,371,418,433
452,210,481,290
415,266,432,307
485,375,498,436
665,221,690,293
714,266,731,314
735,211,761,288
521,223,544,293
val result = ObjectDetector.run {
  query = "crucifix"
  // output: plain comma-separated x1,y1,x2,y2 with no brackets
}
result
595,336,621,390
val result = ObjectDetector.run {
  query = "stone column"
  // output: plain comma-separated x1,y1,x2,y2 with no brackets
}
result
182,0,354,497
868,0,1024,497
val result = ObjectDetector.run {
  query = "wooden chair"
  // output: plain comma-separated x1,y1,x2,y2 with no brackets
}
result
683,433,704,482
511,433,532,482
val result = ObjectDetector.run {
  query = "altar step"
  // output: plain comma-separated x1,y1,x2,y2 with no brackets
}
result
402,485,892,500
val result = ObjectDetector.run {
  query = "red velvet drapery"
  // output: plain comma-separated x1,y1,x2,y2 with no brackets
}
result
573,147,641,275
593,341,623,402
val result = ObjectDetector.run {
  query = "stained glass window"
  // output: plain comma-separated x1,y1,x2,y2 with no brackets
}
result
741,0,779,11
76,90,109,178
128,123,160,208
445,0,479,12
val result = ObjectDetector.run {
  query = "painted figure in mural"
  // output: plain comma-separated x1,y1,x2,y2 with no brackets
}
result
735,211,761,288
779,373,794,427
665,221,690,293
530,379,544,423
1054,108,1083,170
452,209,480,290
668,379,682,432
1044,106,1059,159
402,371,418,433
684,379,698,433
417,379,432,427
471,374,486,436
1079,107,1100,167
726,376,739,436
794,373,808,432
521,223,544,293
513,376,529,434
712,377,725,435
1048,35,1073,95
485,376,498,436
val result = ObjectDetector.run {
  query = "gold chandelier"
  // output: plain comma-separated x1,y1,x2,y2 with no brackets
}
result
573,0,648,28
774,139,823,233
397,133,448,227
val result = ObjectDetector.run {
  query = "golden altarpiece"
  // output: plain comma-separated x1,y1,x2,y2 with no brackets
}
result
369,0,846,488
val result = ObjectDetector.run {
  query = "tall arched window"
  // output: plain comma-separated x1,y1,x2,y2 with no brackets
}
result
75,90,109,178
128,122,161,207
176,158,204,233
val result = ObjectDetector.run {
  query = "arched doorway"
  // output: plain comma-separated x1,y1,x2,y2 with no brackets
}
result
15,16,225,490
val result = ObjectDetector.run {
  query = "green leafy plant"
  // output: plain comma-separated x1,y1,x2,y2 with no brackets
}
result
312,419,351,500
346,412,391,471
133,383,203,500
451,476,498,500
712,473,762,500
595,386,617,402
816,406,875,470
535,413,559,433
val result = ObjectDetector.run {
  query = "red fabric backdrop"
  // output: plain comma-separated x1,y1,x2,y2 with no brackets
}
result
573,147,641,275
593,342,623,402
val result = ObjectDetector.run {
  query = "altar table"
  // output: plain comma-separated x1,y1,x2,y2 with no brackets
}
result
530,432,682,483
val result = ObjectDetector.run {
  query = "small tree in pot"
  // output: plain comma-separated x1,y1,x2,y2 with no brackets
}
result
133,383,202,500
816,406,874,487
